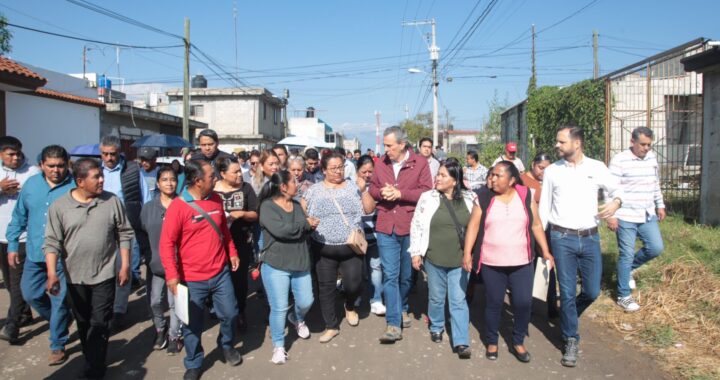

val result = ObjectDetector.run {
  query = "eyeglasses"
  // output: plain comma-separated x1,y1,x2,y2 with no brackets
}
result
326,166,345,172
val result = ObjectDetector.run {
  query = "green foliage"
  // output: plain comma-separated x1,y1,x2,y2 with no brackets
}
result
639,324,676,348
399,112,432,146
0,14,12,55
526,79,605,160
477,141,504,168
476,91,508,167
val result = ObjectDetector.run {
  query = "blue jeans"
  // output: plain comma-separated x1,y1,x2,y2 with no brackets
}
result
616,216,664,297
551,230,602,341
114,249,131,314
131,238,141,281
183,267,238,370
425,260,469,347
20,259,70,350
377,232,412,328
365,242,383,304
480,263,533,345
261,263,314,348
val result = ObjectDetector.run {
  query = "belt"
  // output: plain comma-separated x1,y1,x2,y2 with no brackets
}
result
550,224,598,237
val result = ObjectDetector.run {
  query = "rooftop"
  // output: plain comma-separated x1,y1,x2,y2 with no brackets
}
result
0,56,47,89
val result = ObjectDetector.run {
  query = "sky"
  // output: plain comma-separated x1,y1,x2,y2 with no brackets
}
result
2,0,718,151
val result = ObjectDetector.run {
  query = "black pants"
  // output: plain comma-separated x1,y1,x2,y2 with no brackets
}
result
312,242,363,329
0,243,31,334
229,241,253,313
481,263,533,346
67,277,116,376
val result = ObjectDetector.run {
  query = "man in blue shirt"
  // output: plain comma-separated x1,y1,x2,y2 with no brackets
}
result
6,145,74,365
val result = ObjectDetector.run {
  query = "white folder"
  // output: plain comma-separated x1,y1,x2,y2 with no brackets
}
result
174,283,190,325
532,258,551,302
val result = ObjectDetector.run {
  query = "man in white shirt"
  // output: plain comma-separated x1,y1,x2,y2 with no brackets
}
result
539,126,623,368
493,142,526,173
418,137,440,182
606,127,665,313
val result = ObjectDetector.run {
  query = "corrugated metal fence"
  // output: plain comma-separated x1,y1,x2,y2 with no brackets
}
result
605,38,707,219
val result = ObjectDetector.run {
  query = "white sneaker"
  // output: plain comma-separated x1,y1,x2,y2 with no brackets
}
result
628,270,637,290
271,347,288,364
287,313,310,339
617,296,640,313
370,302,386,316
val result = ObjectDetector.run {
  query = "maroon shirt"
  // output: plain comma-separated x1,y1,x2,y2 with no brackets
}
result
369,150,433,236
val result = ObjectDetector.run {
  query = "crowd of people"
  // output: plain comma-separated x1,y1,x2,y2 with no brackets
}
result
0,124,667,379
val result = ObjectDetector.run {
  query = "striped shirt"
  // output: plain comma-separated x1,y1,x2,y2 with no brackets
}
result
609,149,665,223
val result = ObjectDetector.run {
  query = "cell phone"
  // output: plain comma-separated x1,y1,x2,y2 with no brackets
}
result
47,282,60,296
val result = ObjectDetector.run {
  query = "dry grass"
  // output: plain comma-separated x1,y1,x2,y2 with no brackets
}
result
598,259,720,379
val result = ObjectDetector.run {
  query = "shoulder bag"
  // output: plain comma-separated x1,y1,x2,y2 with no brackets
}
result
181,197,224,243
330,193,367,255
440,195,466,248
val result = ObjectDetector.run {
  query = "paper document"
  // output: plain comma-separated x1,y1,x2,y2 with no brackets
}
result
532,258,550,302
174,283,190,325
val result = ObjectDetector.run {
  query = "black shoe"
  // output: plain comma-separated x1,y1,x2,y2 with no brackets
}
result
167,338,183,355
430,331,443,343
222,347,243,366
511,345,531,363
153,328,168,350
131,277,145,290
485,345,498,360
109,313,126,333
456,345,471,359
19,314,34,327
0,326,19,344
183,368,202,380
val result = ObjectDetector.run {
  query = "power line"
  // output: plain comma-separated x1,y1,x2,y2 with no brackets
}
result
6,22,183,49
66,0,183,40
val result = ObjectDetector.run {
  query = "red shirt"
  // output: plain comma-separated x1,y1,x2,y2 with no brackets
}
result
160,191,239,282
369,150,433,236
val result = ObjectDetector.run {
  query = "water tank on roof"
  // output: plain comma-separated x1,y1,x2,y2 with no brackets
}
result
306,107,315,118
191,74,207,88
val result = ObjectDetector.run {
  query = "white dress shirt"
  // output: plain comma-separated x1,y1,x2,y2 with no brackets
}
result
539,155,623,230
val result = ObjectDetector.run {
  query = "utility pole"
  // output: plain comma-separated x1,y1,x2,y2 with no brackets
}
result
402,18,439,146
375,111,381,154
82,46,86,79
404,104,409,120
183,18,190,142
233,0,239,77
531,24,536,81
593,29,599,79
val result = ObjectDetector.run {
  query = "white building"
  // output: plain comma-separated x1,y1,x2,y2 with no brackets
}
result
164,85,286,152
287,107,342,148
343,137,361,153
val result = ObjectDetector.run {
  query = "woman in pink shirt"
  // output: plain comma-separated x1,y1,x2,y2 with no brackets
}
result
463,161,553,363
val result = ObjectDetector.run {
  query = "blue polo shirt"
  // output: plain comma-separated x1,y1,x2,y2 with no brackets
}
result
7,173,75,263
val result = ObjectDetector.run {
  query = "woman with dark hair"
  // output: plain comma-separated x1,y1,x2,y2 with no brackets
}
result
302,152,365,343
463,161,553,363
409,161,477,359
258,171,319,364
140,166,184,354
356,155,384,315
214,156,258,331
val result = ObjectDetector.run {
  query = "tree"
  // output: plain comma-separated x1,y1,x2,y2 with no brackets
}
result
399,112,432,146
0,14,12,55
476,92,507,166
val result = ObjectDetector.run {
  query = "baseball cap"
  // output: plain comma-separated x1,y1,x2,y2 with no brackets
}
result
505,142,518,152
138,147,158,159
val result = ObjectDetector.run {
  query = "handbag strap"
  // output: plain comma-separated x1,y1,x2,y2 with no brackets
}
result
181,197,224,242
329,192,351,227
440,195,465,243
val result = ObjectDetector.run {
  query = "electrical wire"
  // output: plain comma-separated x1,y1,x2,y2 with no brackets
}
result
65,0,183,40
6,22,183,49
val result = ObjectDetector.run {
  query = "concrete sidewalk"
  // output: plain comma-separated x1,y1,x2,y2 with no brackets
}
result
0,276,669,380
